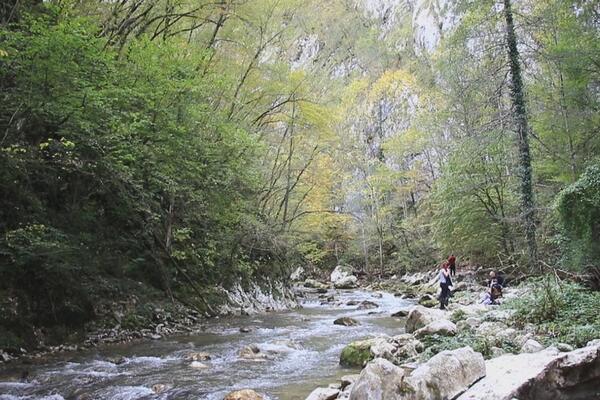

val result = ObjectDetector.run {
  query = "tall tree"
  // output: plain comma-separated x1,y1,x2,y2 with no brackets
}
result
503,0,537,265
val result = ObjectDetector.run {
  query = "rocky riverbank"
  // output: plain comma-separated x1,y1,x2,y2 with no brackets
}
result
298,266,600,400
0,279,298,365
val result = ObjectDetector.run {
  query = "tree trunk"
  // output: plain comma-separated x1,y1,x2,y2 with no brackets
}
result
503,0,537,266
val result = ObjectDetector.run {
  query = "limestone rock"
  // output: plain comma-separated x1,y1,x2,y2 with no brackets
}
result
414,319,457,338
305,387,340,400
456,348,562,399
521,339,544,354
556,343,574,352
405,306,446,333
331,265,355,282
349,358,405,400
403,346,486,400
331,265,358,289
334,275,359,289
224,389,263,400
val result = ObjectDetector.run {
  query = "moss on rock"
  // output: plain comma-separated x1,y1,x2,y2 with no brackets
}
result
339,339,374,367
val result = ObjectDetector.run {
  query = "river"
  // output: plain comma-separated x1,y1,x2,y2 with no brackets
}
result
0,289,413,400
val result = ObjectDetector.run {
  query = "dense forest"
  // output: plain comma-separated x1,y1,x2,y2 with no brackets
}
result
1,0,599,349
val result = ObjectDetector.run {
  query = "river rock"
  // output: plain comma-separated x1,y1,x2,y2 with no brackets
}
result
331,265,354,282
521,339,544,353
152,384,168,393
418,294,437,308
305,387,340,400
340,374,360,390
414,319,457,338
556,342,574,352
357,300,379,310
334,276,359,289
186,351,211,361
475,321,508,340
349,358,405,400
391,310,409,317
240,327,252,333
339,339,376,367
239,344,268,361
224,389,263,400
334,317,360,326
452,281,468,292
405,306,447,333
304,279,328,290
390,334,423,362
484,309,516,322
403,347,486,400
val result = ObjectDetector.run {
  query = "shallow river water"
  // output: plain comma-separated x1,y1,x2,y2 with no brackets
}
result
0,289,413,400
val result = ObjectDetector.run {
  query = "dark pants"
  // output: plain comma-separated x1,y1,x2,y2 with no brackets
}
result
450,265,456,276
439,283,450,309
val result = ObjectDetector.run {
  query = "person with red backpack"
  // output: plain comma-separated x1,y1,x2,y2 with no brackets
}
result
448,255,456,276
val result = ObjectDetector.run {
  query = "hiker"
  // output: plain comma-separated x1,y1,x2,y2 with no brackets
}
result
448,255,457,276
481,283,503,305
488,271,504,288
438,262,452,310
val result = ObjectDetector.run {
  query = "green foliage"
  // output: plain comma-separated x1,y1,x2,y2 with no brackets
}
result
419,330,518,361
508,280,600,347
556,164,600,269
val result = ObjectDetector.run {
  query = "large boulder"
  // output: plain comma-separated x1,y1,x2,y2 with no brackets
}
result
413,319,457,338
405,306,447,333
402,347,486,400
331,265,359,289
331,265,355,282
458,342,600,400
349,358,405,400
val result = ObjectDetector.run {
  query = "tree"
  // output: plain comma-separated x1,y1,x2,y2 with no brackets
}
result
503,0,538,266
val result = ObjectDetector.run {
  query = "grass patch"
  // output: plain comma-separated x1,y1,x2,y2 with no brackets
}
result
507,279,600,348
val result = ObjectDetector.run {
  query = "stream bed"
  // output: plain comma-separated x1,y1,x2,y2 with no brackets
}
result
0,289,413,400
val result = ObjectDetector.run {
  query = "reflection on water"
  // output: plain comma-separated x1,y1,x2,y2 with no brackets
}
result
0,289,413,400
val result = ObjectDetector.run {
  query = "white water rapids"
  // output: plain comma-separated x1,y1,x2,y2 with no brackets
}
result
0,289,414,400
